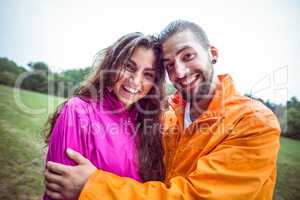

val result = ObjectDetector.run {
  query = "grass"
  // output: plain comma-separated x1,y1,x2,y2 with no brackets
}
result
0,85,64,200
0,85,299,200
274,137,300,200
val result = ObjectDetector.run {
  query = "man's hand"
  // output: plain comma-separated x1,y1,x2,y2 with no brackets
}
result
44,148,97,200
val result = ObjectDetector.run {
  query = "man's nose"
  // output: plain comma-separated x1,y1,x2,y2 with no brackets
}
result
174,60,188,79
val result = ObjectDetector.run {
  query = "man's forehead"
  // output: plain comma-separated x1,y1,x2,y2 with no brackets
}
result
162,30,199,56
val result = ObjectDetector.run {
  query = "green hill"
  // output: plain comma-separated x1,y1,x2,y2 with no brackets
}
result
275,137,300,200
0,85,299,200
0,85,64,200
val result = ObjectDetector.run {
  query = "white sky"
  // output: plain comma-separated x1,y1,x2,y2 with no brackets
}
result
0,0,299,103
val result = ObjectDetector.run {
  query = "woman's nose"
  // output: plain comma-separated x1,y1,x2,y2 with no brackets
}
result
129,73,142,88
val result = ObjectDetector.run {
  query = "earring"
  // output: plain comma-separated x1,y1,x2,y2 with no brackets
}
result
212,59,217,64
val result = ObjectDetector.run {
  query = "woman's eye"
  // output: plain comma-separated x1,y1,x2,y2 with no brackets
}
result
183,53,195,61
125,64,135,72
145,72,155,80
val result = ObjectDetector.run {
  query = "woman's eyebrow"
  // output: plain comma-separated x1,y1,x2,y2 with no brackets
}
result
144,68,155,72
128,59,137,66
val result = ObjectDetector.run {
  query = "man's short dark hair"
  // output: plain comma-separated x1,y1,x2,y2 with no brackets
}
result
158,20,210,50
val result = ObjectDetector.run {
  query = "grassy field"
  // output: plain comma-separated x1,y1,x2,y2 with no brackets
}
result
0,85,300,200
0,85,64,200
275,137,300,200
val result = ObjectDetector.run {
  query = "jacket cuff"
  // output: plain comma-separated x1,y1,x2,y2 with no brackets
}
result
79,170,105,200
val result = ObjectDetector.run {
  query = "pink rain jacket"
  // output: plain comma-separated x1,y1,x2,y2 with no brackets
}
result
43,90,141,200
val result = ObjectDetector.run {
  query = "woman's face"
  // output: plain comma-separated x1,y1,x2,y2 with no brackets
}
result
113,46,156,107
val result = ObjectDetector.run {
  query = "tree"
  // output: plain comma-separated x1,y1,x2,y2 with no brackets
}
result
286,97,300,138
0,57,26,86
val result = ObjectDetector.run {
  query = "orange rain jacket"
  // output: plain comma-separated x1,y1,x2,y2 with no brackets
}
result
79,74,280,200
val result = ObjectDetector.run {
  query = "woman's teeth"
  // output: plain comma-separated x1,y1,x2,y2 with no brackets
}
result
124,85,139,94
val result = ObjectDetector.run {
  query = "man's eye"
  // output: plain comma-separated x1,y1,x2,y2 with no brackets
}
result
165,63,174,71
183,53,195,61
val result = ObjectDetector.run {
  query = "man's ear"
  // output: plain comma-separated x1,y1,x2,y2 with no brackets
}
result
209,45,218,63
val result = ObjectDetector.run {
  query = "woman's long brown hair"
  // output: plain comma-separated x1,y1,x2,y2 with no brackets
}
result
44,32,166,182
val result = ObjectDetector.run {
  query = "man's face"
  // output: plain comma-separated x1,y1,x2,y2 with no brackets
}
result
162,30,214,102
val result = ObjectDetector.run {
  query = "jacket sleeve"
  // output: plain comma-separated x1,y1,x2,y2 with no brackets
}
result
79,110,280,200
44,101,87,200
45,102,87,165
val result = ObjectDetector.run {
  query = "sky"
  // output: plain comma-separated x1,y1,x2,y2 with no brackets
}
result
0,0,299,103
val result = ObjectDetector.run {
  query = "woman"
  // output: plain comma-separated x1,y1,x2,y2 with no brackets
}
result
44,32,166,199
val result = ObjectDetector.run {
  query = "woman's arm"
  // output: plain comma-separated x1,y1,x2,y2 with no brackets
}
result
44,99,88,200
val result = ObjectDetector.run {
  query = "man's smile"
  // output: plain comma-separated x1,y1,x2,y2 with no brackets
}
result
177,73,203,91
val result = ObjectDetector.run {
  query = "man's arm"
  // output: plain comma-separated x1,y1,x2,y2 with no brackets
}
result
45,149,96,199
46,111,280,200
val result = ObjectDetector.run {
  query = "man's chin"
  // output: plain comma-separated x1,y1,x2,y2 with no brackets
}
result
181,90,197,102
181,87,211,103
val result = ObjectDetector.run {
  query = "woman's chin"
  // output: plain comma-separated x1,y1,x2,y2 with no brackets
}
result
119,97,134,108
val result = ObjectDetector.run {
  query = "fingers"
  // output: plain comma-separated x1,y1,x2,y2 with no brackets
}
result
66,148,88,165
45,179,62,192
47,161,70,175
46,189,63,200
44,169,63,184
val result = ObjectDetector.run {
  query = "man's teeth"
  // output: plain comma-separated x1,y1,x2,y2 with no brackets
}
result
124,86,139,94
183,76,197,85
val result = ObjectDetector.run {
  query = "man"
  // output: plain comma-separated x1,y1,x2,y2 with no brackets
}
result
45,20,280,200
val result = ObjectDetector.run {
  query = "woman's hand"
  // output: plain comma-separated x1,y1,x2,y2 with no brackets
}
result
44,148,97,200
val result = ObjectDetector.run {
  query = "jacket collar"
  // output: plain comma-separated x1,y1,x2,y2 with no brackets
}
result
169,74,238,125
100,88,138,120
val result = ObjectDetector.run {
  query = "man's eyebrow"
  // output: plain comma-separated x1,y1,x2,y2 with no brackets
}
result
175,46,191,55
163,46,191,62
